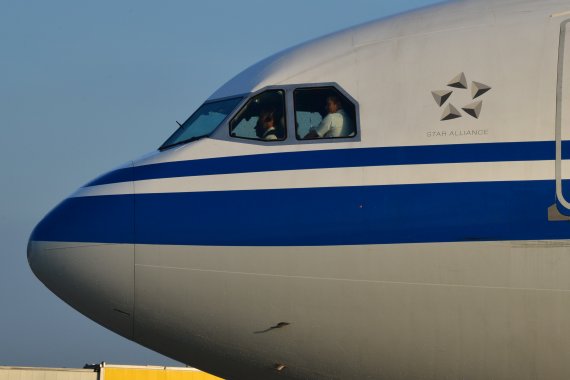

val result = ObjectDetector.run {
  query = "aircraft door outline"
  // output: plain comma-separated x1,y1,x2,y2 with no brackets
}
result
552,19,570,220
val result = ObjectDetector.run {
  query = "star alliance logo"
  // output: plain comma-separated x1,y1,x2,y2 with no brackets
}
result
431,73,491,121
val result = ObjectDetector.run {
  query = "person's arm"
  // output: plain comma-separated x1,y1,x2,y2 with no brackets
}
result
305,114,333,138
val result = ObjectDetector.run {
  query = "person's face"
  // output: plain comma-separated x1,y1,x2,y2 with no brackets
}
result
262,114,274,129
255,112,274,137
326,98,339,114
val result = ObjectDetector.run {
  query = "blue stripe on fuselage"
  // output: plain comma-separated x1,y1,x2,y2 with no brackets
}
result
30,195,134,244
85,141,565,187
32,180,570,246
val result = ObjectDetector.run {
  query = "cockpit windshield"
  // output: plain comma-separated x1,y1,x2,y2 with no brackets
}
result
160,96,243,150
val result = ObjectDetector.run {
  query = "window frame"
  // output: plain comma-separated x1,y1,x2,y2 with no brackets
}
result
228,89,288,143
207,83,360,146
159,94,245,151
293,85,358,141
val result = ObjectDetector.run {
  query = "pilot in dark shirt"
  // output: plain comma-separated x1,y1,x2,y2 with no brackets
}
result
255,109,279,140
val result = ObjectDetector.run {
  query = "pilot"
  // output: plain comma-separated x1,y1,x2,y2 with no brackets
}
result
305,95,354,139
255,109,279,141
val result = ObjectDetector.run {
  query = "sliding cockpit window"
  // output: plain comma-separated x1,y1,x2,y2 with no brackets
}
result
295,87,356,140
160,96,243,150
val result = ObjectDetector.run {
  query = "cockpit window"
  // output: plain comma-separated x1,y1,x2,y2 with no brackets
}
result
229,90,286,142
160,96,243,150
294,87,356,140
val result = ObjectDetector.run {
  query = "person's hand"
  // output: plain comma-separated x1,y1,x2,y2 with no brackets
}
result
304,130,319,139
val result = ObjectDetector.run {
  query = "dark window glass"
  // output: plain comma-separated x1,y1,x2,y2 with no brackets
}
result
294,87,356,140
161,97,242,149
230,90,286,142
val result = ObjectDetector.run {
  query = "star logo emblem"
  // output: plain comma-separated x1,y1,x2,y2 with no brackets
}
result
431,73,491,121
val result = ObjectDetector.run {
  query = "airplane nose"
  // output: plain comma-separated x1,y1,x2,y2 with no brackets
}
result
28,165,135,339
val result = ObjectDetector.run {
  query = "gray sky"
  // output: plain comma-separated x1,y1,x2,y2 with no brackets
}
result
0,0,443,368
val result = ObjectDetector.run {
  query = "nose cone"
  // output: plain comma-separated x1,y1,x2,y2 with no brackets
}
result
28,165,135,339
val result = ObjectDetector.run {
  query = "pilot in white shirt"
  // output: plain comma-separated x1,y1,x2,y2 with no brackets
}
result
306,96,354,138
